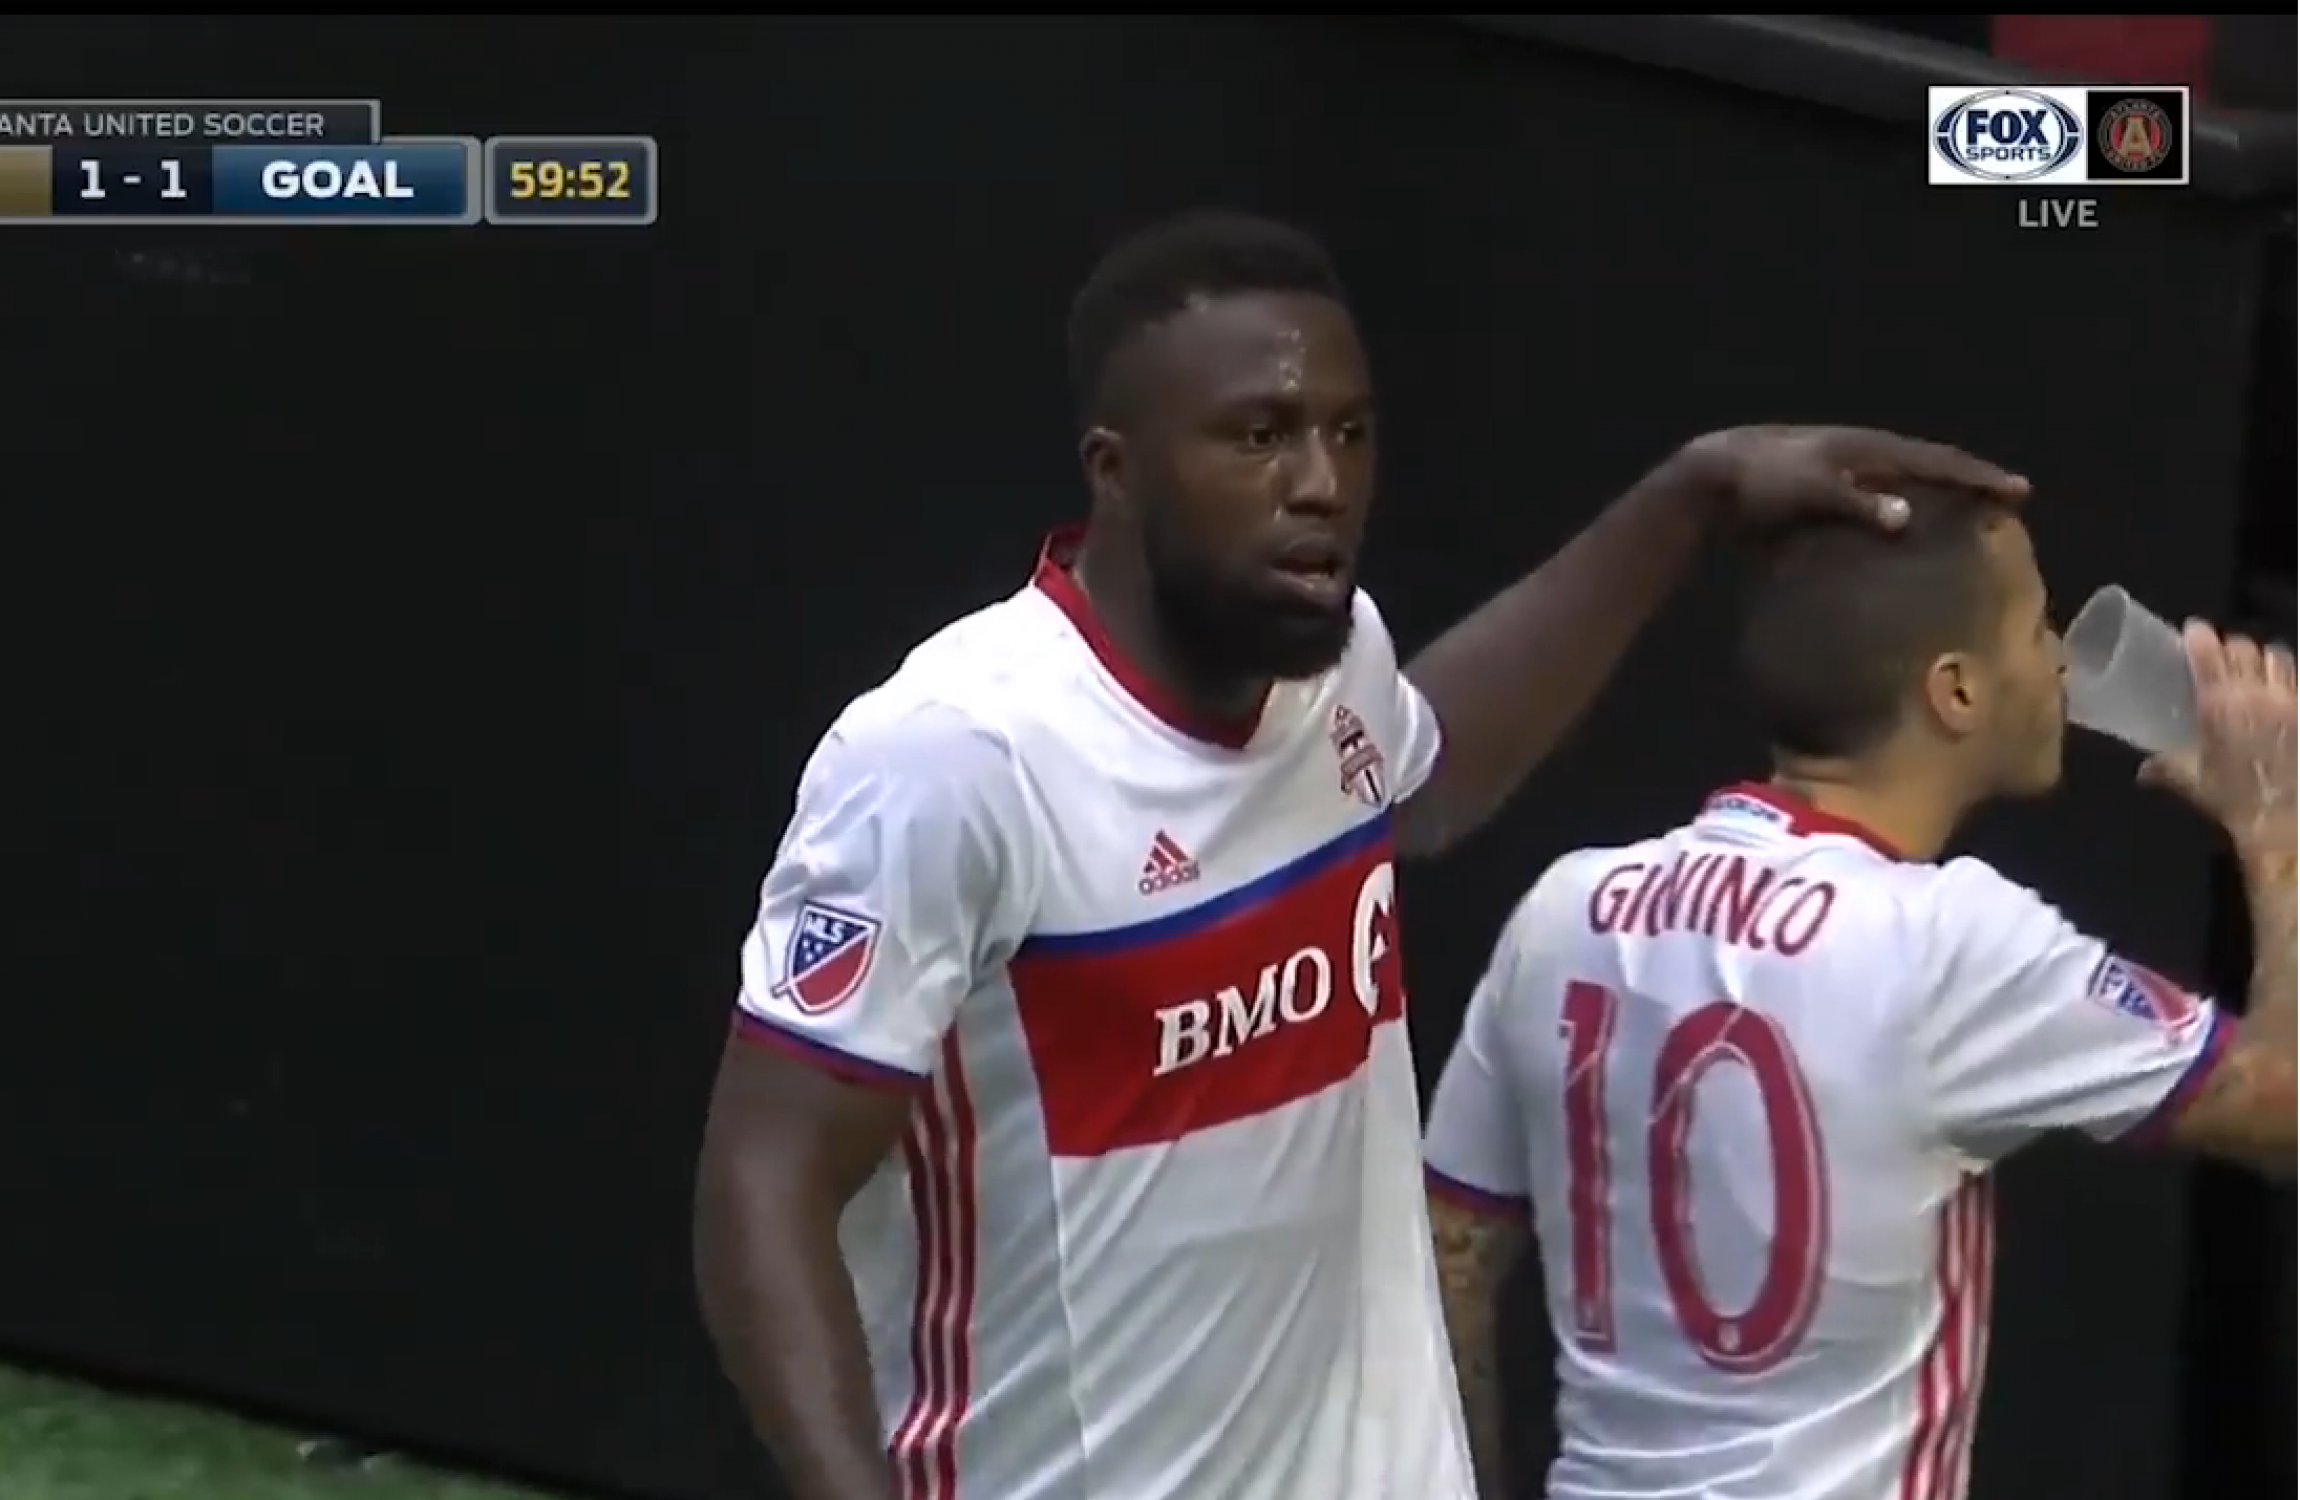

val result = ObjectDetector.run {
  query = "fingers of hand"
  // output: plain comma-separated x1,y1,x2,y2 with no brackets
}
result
2268,646,2297,698
1820,466,1909,528
2192,628,2289,702
2223,633,2264,687
1754,427,2021,524
2188,624,2294,767
2137,751,2198,792
2181,619,2227,688
1840,432,2030,501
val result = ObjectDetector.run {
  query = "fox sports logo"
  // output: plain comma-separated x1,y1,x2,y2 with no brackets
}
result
1933,88,2083,183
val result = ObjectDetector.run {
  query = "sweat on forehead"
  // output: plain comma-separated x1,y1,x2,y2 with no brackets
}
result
1108,292,1361,415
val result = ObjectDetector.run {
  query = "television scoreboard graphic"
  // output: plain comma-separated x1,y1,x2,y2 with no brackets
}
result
0,99,657,226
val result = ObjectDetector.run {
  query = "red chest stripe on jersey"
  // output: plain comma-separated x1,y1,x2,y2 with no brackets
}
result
1009,815,1405,1157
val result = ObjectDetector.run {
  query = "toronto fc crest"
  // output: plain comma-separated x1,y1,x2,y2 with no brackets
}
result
1329,704,1389,808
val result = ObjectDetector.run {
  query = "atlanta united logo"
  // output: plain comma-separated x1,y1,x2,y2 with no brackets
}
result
2098,98,2171,173
1329,704,1389,808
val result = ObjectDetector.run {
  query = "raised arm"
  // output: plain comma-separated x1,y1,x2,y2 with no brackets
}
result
1910,627,2295,1176
2137,625,2295,1173
1393,427,2026,855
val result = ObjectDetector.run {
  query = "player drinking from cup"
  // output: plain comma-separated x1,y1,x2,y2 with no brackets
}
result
1425,486,2293,1500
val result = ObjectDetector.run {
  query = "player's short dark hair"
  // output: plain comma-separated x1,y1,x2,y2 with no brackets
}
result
1738,485,2019,759
1066,210,1346,425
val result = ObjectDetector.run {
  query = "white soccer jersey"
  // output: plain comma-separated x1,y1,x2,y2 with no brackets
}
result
1424,784,2228,1500
735,532,1471,1500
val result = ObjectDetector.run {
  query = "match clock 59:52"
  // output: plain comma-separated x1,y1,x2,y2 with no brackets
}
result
483,135,657,226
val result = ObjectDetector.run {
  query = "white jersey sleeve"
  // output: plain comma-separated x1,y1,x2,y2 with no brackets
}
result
1908,856,2230,1161
1423,880,1559,1217
1352,591,1444,802
733,703,1040,1087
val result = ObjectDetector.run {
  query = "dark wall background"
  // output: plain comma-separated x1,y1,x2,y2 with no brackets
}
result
5,16,2287,1500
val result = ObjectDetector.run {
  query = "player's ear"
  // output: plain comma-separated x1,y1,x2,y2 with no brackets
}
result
1920,651,1984,738
1079,425,1129,514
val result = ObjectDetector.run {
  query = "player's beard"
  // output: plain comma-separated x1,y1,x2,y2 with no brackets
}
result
1140,502,1355,686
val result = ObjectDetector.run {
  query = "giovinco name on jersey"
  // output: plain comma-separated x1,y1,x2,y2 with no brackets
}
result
1586,851,1840,955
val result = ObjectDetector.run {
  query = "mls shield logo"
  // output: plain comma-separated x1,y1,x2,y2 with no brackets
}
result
2085,955,2200,1034
1329,705,1389,808
774,901,882,1015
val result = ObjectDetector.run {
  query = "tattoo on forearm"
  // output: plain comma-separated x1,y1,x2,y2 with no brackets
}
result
1432,1197,1527,1499
2188,842,2300,1170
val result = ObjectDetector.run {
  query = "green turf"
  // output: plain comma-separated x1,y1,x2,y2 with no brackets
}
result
0,1365,567,1500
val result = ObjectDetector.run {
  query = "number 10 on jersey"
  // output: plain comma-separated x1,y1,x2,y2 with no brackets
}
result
1557,980,1829,1372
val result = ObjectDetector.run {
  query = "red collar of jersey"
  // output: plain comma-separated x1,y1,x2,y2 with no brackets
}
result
1030,528,1268,750
1702,782,1905,861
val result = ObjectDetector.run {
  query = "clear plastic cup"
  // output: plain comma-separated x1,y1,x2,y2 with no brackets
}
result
2061,585,2197,757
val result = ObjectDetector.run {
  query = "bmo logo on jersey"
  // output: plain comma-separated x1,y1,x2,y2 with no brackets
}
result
1153,946,1341,1076
1011,823,1405,1156
1152,861,1395,1075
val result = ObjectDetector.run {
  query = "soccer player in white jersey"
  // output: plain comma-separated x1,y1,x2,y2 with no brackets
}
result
1423,486,2296,1500
689,210,2029,1500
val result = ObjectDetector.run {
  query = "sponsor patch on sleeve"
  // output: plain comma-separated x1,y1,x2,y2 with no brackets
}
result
2084,954,2202,1034
772,900,882,1015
